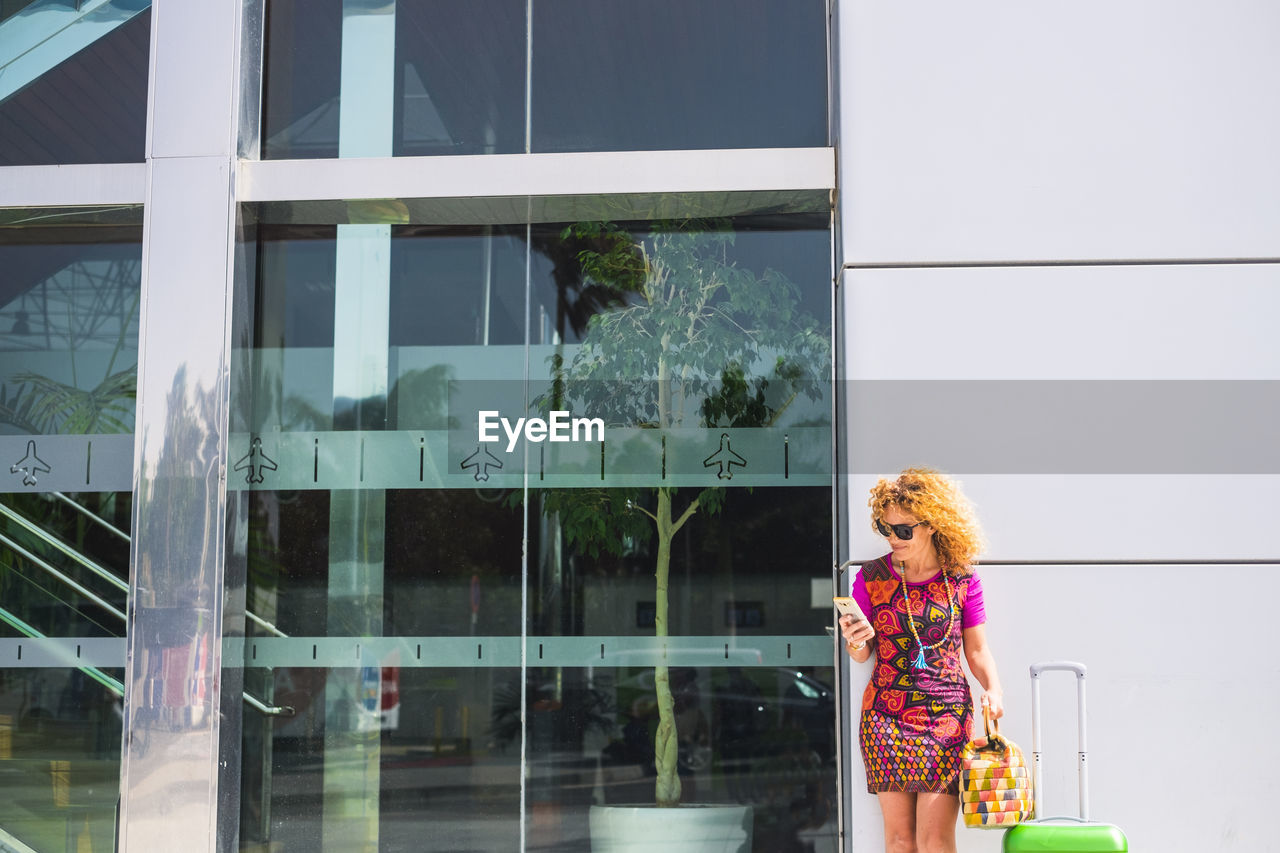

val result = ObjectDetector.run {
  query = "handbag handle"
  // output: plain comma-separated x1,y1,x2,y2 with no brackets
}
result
982,703,1007,749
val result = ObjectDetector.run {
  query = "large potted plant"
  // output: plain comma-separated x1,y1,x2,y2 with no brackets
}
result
537,220,827,851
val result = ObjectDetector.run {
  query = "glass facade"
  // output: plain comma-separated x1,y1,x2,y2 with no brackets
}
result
0,209,141,852
0,2,838,850
226,211,835,851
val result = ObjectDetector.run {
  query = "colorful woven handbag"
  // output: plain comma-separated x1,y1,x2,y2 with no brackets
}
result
960,706,1033,828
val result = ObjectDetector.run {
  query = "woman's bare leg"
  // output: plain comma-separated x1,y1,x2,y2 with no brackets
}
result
915,792,960,853
877,791,918,853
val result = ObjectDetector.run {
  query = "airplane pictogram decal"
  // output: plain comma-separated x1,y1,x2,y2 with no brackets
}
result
10,440,50,486
703,433,746,480
234,437,278,484
461,446,503,482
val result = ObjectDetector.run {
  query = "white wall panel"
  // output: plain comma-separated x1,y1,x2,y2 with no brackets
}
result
844,563,1280,852
839,264,1280,563
833,3,1280,849
845,474,1280,563
845,265,1280,380
838,0,1280,263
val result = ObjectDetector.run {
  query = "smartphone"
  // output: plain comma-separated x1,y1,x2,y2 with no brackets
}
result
832,596,867,623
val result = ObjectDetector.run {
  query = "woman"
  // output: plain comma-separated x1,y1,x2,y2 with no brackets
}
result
839,468,1004,853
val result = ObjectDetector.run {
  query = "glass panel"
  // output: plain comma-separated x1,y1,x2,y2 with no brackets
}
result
261,0,342,160
531,0,828,153
0,209,140,851
230,218,527,851
261,0,526,160
0,490,128,852
393,1,526,157
228,205,834,852
239,662,522,850
261,0,828,158
523,217,836,850
234,488,524,851
0,2,150,165
0,212,142,441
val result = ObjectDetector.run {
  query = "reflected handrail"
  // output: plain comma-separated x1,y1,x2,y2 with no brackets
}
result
0,530,125,623
49,491,131,544
0,602,124,697
246,611,287,638
242,691,295,718
1,497,293,714
0,502,128,592
0,554,290,713
11,496,289,638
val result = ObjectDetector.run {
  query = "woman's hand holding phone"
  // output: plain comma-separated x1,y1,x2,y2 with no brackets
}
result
834,597,875,652
839,615,875,648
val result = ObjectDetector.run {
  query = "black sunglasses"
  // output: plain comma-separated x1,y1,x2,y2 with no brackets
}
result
875,519,926,540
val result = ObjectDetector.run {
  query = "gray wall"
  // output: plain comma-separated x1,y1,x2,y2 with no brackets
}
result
834,0,1280,850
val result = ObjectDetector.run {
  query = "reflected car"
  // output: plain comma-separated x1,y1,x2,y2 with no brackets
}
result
601,665,835,772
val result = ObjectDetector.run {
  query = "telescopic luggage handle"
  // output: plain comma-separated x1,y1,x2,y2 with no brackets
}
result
1029,661,1088,822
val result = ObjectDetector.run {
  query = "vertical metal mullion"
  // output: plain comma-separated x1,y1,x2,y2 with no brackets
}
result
122,124,237,853
519,4,533,849
518,218,532,853
832,253,850,853
830,0,855,847
120,0,247,850
218,3,266,849
525,0,533,155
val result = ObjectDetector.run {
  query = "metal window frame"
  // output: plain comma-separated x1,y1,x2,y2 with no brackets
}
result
241,147,834,203
0,164,147,207
0,149,834,211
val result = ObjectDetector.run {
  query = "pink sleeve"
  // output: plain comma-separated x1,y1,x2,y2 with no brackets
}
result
962,572,987,628
850,571,872,619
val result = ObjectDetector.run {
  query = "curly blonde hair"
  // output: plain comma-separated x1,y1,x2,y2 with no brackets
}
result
868,468,985,574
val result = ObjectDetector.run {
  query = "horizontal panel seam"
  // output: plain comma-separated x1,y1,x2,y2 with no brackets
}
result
844,258,1280,270
241,148,837,202
976,559,1280,566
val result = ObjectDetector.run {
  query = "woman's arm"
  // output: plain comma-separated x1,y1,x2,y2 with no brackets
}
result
962,623,1004,718
841,569,876,663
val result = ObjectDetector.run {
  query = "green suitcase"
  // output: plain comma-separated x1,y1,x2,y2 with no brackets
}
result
1004,819,1128,852
1001,662,1128,853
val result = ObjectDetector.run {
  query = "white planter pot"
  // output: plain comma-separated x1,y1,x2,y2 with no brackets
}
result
589,803,753,853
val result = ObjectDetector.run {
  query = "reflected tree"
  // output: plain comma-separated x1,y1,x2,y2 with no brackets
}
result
539,219,827,806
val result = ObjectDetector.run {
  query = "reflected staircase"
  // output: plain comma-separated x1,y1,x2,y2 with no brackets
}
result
0,492,292,713
0,491,288,848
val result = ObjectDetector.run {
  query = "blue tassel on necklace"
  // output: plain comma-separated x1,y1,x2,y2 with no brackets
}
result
912,646,928,669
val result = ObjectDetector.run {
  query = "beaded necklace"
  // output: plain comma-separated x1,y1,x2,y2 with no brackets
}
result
897,559,956,670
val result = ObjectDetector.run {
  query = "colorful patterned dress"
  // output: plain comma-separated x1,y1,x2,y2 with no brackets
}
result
852,554,985,794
